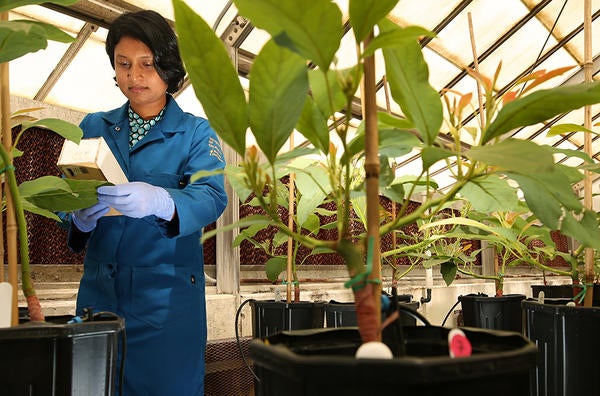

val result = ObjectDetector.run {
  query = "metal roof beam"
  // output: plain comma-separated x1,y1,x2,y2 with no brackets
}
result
42,0,150,29
34,22,97,101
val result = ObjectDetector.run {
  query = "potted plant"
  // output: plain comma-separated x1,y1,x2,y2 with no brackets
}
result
522,226,600,394
0,1,124,394
173,0,600,394
420,204,571,331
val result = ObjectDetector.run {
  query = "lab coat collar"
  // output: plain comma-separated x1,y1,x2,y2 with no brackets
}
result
101,95,186,159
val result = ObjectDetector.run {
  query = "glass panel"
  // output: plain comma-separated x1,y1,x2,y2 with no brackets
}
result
44,28,123,113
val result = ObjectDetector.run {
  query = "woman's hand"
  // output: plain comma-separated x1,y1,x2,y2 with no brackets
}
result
72,202,110,232
97,182,175,220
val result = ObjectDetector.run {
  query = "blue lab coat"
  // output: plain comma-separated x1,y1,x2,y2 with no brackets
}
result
68,95,227,395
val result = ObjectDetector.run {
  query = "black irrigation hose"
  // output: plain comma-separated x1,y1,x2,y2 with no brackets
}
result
397,304,431,327
441,299,462,327
235,298,259,382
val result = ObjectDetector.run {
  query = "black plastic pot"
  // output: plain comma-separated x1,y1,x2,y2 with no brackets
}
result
530,284,600,306
523,299,600,395
324,294,420,327
459,293,525,332
251,326,537,396
0,315,124,396
250,300,325,338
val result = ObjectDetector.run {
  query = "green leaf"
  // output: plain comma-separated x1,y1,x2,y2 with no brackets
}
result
24,20,74,43
249,39,308,163
549,146,594,164
466,139,554,173
20,199,61,221
508,171,582,229
21,118,82,143
547,123,597,136
0,0,77,12
301,213,321,235
296,96,329,152
560,209,600,250
440,261,457,286
460,175,519,213
483,81,600,144
349,0,398,43
421,146,454,170
347,123,420,160
0,21,46,63
295,164,329,225
381,183,405,203
173,0,248,156
309,68,350,118
351,196,367,228
378,111,415,129
224,165,254,202
202,214,274,242
554,163,585,185
364,26,435,56
265,256,288,282
234,0,342,71
19,176,108,212
0,20,75,63
380,20,442,145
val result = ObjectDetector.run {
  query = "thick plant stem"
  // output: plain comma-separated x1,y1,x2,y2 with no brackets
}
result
0,144,43,322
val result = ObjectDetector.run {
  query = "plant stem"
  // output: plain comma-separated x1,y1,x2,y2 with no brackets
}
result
0,144,43,321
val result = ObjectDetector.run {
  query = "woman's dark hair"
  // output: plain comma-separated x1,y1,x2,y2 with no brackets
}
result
106,10,185,94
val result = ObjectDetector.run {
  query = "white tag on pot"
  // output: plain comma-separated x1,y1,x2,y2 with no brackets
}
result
0,282,13,328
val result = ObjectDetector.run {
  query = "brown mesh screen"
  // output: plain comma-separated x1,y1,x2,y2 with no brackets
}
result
204,337,255,396
6,126,217,265
6,126,85,264
237,188,482,269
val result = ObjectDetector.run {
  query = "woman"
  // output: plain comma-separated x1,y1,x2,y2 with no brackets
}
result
68,10,227,395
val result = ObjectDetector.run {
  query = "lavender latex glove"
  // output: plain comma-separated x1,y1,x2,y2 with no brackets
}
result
97,182,175,220
72,202,110,232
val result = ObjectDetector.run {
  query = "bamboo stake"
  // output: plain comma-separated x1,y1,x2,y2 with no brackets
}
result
0,11,18,326
286,134,295,303
0,12,5,282
468,13,485,131
583,0,594,307
468,13,504,294
363,32,382,334
382,75,399,289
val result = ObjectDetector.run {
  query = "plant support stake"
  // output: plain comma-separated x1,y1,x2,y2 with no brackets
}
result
583,0,594,307
363,30,382,341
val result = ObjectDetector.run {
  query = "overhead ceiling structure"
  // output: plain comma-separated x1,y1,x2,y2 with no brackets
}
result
7,0,600,200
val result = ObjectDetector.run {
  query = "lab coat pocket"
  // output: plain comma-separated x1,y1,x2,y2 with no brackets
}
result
130,265,194,329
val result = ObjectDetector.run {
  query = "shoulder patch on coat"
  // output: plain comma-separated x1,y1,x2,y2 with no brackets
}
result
208,137,224,163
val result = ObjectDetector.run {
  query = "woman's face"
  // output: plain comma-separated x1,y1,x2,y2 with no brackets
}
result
113,36,168,118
